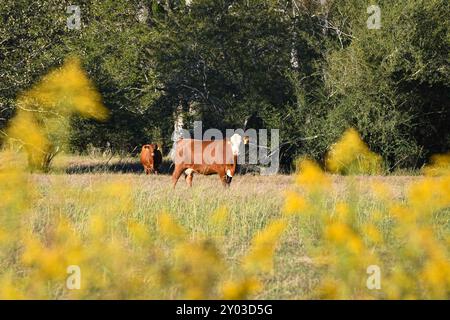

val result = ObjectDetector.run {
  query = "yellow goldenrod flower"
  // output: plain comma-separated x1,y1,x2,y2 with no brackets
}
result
0,275,25,300
157,212,187,240
295,159,331,190
325,128,383,175
221,277,262,300
17,57,108,120
172,241,224,299
243,219,287,274
423,153,450,176
6,57,109,170
362,224,383,244
334,202,350,221
89,215,107,237
325,222,364,255
128,221,151,245
283,191,308,215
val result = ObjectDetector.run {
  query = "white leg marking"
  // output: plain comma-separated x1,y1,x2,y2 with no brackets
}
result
226,169,233,177
185,168,194,175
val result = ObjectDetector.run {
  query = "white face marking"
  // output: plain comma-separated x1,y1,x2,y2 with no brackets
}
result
226,169,232,177
185,168,194,175
230,133,242,156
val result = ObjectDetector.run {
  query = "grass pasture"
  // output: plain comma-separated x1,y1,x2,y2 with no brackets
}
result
1,153,449,299
4,152,442,299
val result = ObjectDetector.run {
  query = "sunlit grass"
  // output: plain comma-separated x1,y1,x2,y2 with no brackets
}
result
2,166,446,299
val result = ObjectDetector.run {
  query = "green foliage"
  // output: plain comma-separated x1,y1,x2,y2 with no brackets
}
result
316,0,449,168
1,0,449,170
0,0,69,131
148,0,293,126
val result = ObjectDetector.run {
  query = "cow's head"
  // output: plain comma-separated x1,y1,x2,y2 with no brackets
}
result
142,144,154,156
143,144,161,162
230,133,242,156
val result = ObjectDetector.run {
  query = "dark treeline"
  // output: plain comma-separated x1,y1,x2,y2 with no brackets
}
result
1,0,448,170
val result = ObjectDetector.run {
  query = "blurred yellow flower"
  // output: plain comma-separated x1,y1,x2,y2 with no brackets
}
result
325,222,363,255
6,56,109,170
422,258,450,288
128,221,151,244
334,202,350,221
295,159,331,190
283,191,308,215
221,277,262,299
17,57,109,120
89,215,106,237
172,241,224,299
325,222,349,243
316,278,341,299
326,128,383,175
7,110,51,168
243,219,287,273
390,204,415,224
157,212,187,240
0,275,25,300
363,224,383,244
423,153,450,176
408,178,434,210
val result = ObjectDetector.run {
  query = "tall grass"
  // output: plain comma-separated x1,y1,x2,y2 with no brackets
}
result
1,164,448,299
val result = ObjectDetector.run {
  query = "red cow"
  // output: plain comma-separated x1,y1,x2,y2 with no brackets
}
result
171,134,243,188
140,144,162,175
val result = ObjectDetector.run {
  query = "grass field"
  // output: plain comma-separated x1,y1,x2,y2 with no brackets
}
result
29,157,436,298
1,154,449,299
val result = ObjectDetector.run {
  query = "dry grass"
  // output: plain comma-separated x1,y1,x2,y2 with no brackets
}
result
28,168,422,299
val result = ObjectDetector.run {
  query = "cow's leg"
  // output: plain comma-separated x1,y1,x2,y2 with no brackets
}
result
218,173,228,187
224,174,232,187
186,173,194,187
172,166,184,189
184,168,194,187
144,167,150,175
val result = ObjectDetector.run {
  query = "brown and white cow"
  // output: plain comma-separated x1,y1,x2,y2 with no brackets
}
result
171,133,243,188
140,144,162,175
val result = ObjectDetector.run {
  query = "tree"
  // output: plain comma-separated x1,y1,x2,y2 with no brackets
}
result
321,0,449,168
0,0,69,135
1,0,448,171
